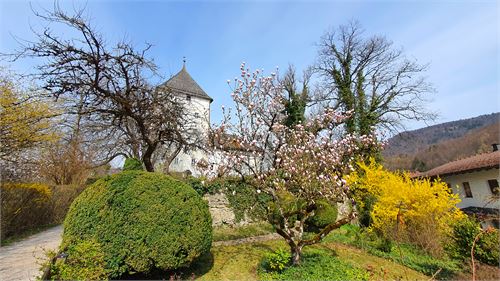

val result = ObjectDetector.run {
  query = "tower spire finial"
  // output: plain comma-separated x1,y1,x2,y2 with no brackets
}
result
182,56,186,69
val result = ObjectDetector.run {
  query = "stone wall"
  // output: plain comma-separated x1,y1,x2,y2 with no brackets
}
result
203,193,255,226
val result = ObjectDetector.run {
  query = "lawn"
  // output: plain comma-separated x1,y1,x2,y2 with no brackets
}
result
182,239,428,280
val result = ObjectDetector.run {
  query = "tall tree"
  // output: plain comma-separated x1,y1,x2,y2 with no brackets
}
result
316,21,435,138
9,6,195,171
281,65,310,128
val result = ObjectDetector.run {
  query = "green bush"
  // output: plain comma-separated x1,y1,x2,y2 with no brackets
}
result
63,171,212,278
185,176,209,195
122,157,143,171
325,224,461,279
50,239,108,280
306,199,338,229
262,248,291,272
446,216,500,266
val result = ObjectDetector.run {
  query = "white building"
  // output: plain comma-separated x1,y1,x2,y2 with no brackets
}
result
421,145,500,228
157,63,213,176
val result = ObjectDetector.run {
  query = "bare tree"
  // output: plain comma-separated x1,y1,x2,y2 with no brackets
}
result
8,5,195,171
316,21,436,137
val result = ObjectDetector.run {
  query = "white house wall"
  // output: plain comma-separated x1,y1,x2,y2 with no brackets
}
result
442,168,500,209
168,95,211,176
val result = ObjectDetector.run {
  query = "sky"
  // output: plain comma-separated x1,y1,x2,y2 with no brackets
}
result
0,0,498,134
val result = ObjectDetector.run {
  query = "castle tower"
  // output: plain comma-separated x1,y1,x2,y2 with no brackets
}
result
157,62,213,175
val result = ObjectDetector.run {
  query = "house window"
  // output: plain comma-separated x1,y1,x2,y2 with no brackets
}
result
194,112,200,118
186,95,191,102
174,158,179,164
191,158,196,166
462,182,473,198
487,179,499,195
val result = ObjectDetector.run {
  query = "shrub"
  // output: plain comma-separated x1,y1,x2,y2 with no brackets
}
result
49,239,108,280
325,224,462,279
446,216,500,266
348,160,465,255
1,183,85,243
262,248,291,272
49,185,86,223
62,171,212,278
122,157,143,171
0,183,52,240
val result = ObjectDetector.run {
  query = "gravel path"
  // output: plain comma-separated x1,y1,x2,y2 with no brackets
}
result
213,233,281,246
0,225,63,281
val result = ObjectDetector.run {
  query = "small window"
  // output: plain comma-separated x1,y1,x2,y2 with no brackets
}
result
462,182,473,198
174,158,179,164
186,95,191,102
194,112,200,118
191,158,196,166
488,179,499,195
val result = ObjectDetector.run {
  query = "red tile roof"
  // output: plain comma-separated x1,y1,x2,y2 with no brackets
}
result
421,150,500,178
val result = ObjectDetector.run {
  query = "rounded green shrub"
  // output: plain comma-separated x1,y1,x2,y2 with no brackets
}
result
62,171,212,278
446,215,499,266
306,199,338,229
50,239,108,280
123,157,143,171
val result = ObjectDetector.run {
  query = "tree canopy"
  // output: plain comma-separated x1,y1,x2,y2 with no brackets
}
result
316,21,435,137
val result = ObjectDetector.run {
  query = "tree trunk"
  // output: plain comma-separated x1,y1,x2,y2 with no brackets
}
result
291,245,303,265
162,145,183,174
142,145,156,172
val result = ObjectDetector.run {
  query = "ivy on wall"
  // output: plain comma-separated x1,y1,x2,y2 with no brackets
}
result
186,177,271,222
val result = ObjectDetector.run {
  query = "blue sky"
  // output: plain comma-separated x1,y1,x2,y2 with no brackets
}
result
1,0,498,133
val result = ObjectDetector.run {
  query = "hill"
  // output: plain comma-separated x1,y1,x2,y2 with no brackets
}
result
382,113,500,171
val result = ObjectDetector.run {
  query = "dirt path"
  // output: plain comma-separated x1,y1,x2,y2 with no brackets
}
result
0,225,62,281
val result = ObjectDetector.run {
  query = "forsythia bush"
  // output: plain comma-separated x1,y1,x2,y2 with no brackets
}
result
1,183,52,240
348,161,465,255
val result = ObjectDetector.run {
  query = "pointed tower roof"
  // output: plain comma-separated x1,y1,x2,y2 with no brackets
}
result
161,63,213,102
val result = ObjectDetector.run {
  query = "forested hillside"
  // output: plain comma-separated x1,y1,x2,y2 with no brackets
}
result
383,113,500,171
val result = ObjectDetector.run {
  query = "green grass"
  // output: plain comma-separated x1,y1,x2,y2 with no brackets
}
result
212,222,274,242
184,238,428,280
324,224,463,280
259,247,370,281
1,223,59,246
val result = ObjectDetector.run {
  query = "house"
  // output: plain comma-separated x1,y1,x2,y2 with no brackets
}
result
419,144,500,228
157,62,213,175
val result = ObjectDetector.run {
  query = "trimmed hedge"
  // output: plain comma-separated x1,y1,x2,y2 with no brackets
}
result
0,183,52,240
1,183,84,242
62,171,212,278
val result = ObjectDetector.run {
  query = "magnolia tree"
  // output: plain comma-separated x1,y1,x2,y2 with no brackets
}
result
208,63,376,264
